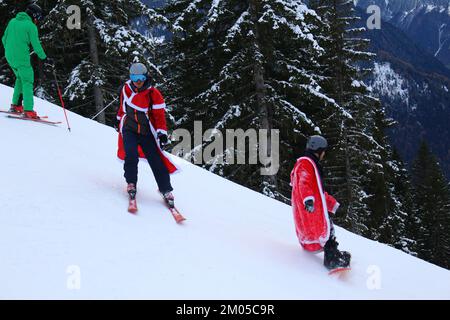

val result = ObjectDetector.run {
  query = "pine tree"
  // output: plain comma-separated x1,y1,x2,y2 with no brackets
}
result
309,0,392,237
370,106,415,252
385,148,418,255
366,102,393,240
163,0,338,199
411,141,450,269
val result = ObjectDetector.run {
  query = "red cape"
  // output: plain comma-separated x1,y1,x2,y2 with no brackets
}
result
290,157,339,251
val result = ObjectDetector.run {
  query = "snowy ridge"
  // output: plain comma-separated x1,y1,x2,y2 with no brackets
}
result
371,62,410,107
0,84,449,299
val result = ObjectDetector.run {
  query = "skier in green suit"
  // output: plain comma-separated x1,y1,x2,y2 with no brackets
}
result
2,3,49,119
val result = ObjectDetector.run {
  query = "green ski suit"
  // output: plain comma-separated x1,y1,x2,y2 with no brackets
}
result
2,12,47,111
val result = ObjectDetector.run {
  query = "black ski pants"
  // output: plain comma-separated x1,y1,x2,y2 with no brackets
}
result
122,129,173,194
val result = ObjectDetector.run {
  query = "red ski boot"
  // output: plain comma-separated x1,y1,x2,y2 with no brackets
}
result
162,191,175,209
127,183,137,214
23,110,40,119
9,104,24,114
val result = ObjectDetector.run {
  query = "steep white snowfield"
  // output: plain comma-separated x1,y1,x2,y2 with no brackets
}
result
0,83,449,300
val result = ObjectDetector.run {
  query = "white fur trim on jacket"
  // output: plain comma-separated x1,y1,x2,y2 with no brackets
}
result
331,202,340,214
153,103,166,110
303,196,315,205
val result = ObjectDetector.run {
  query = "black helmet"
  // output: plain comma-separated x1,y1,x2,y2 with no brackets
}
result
306,135,328,153
26,3,44,22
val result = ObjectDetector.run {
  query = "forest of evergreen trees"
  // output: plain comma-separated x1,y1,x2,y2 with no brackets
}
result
0,0,449,269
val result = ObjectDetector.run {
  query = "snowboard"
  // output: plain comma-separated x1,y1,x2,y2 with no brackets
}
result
328,267,351,276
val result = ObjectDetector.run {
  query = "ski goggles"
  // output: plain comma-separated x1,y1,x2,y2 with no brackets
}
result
130,74,147,83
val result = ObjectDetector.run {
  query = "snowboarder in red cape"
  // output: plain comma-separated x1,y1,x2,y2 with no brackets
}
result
290,135,351,271
116,62,179,212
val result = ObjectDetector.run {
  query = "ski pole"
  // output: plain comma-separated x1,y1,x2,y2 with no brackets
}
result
91,97,118,120
52,67,71,132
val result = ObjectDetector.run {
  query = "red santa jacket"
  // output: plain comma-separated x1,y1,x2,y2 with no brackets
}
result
290,156,339,252
116,80,178,174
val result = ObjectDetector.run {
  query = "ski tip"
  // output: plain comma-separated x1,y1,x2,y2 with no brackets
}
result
328,267,351,276
128,203,138,214
176,216,186,224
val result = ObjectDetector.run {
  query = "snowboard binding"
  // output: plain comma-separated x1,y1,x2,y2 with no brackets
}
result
324,236,351,271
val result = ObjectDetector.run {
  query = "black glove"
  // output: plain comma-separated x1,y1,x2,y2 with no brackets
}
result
44,57,55,68
304,199,314,213
113,118,120,132
157,131,168,149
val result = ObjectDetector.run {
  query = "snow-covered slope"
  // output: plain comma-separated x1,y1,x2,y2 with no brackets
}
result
0,84,449,299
